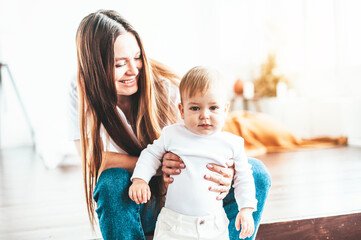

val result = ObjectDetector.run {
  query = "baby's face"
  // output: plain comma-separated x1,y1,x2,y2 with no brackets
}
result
178,87,229,136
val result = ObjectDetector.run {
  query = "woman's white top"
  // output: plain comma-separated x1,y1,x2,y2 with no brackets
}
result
131,124,258,216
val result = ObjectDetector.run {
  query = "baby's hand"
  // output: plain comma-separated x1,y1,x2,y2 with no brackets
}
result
235,208,255,239
128,178,151,204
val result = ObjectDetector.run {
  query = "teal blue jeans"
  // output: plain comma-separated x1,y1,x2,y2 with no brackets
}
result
93,158,271,240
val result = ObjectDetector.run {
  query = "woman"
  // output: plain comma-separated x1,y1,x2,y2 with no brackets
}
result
73,9,271,240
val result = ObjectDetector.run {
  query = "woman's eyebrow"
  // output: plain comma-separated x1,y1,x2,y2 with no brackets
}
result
115,57,128,61
115,52,141,61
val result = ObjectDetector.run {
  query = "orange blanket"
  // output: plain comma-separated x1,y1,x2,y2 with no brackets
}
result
222,111,348,157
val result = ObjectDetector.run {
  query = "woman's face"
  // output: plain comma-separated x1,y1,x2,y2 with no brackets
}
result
113,32,143,96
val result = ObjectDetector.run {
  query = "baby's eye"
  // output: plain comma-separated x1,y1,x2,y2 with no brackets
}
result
190,106,200,111
210,106,219,110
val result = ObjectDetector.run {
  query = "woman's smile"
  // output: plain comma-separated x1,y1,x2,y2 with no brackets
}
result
119,78,136,85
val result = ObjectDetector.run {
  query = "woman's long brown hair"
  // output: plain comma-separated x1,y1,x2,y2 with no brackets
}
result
76,10,179,227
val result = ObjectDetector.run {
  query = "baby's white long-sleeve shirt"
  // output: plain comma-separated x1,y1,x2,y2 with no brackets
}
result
131,124,257,216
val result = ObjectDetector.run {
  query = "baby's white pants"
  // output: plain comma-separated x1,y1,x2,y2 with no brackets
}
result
153,207,229,240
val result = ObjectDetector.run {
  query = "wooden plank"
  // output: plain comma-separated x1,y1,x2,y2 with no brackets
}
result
257,212,361,240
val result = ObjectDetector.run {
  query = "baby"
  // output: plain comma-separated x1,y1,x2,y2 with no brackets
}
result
129,66,257,240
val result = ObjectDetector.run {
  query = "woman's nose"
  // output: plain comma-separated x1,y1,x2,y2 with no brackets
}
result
127,59,139,75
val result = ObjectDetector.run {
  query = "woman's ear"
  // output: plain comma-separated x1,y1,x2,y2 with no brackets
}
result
178,103,185,119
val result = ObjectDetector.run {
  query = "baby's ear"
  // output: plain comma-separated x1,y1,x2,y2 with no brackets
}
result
178,103,185,119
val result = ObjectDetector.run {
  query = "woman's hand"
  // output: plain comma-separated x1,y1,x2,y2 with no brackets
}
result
205,159,235,200
97,152,138,181
162,152,185,183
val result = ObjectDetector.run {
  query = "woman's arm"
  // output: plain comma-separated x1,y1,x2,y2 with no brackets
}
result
162,152,235,200
74,140,138,176
99,152,138,175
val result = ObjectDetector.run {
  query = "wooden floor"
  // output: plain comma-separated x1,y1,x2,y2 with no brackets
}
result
257,146,361,223
0,145,361,239
0,147,101,240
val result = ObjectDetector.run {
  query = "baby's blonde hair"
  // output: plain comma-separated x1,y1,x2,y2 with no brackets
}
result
179,66,224,102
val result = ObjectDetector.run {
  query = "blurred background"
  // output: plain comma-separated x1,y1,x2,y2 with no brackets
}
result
1,0,360,167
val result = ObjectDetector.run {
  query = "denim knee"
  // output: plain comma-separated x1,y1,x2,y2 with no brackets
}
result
248,158,272,199
225,158,271,240
94,167,131,201
94,168,145,240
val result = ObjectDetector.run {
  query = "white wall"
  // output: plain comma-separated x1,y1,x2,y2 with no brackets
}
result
0,0,360,166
